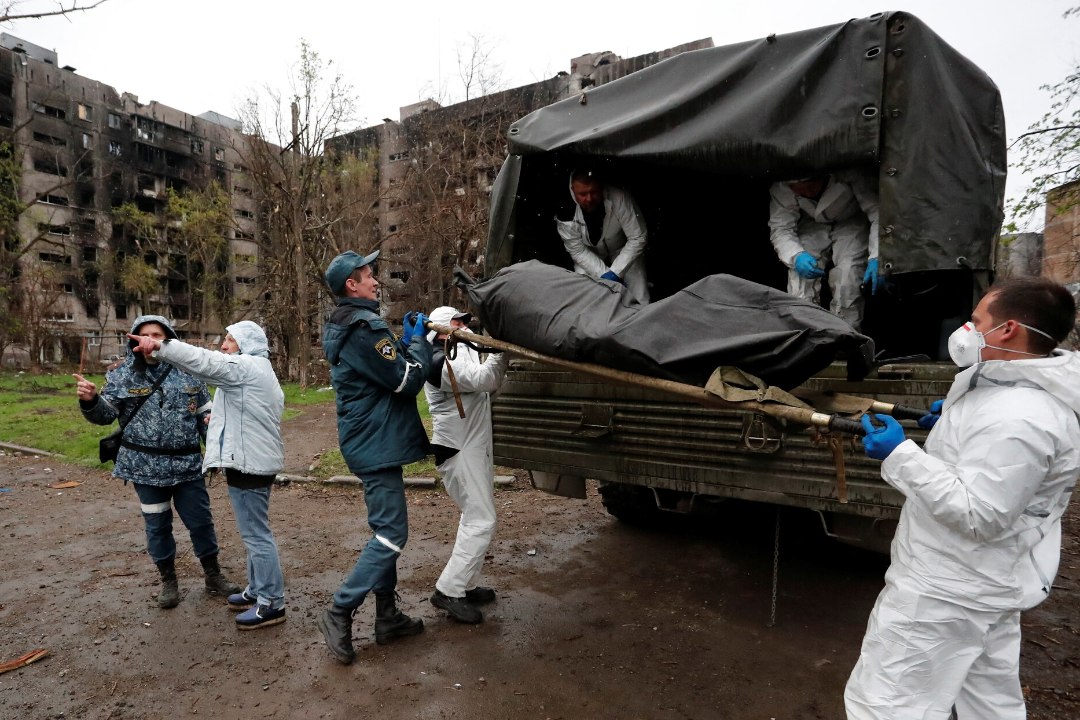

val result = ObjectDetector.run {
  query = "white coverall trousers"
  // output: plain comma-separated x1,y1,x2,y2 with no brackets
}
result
844,583,1025,719
434,446,497,597
786,217,869,328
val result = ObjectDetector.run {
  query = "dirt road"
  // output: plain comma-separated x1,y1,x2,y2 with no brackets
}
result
1,402,1077,719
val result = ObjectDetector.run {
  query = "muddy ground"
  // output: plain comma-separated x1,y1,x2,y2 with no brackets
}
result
1,401,1078,720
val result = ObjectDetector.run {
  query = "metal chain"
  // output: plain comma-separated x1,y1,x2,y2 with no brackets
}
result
767,509,781,628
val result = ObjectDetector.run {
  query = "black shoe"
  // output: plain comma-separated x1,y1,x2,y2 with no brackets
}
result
465,586,496,605
317,605,357,664
430,590,483,624
374,592,425,645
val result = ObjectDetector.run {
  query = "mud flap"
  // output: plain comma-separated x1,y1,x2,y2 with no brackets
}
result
529,470,587,499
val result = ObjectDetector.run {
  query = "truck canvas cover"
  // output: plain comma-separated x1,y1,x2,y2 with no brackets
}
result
486,11,1006,276
477,11,1008,368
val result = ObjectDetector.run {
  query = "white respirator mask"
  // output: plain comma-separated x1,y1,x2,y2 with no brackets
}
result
947,321,1056,368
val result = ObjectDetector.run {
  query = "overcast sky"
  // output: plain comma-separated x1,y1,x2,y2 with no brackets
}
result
6,0,1078,217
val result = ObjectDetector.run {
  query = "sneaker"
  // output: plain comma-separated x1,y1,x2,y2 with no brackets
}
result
236,604,286,631
430,590,483,624
464,586,496,605
227,589,257,611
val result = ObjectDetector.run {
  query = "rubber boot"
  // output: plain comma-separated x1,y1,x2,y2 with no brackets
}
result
155,558,180,609
374,592,424,645
200,554,241,596
316,604,356,665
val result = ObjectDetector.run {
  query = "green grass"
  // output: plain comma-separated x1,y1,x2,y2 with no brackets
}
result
0,373,436,477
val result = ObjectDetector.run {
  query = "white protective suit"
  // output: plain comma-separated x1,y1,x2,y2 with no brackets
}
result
155,321,285,477
845,350,1080,719
768,170,879,328
424,309,510,598
555,182,650,304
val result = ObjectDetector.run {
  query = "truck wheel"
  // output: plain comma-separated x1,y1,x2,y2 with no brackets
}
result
598,482,662,526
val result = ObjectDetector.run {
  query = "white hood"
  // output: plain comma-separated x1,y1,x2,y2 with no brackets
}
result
945,349,1080,417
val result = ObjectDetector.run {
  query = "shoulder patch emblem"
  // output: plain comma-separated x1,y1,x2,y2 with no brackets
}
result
375,338,397,361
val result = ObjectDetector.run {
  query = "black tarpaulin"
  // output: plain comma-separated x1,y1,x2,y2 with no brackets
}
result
486,11,1005,275
466,261,874,390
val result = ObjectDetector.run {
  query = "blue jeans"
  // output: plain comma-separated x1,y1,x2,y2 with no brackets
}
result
133,478,219,563
227,484,285,610
333,465,409,608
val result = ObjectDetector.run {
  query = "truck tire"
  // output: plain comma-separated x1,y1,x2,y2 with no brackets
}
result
598,482,663,526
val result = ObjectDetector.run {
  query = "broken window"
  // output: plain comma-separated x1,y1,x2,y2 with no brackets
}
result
33,158,67,176
32,131,66,146
107,113,122,129
235,276,256,285
82,247,97,262
77,103,93,121
82,132,92,149
38,193,69,206
108,140,122,156
213,147,225,162
32,102,66,119
234,208,254,219
115,304,128,320
59,283,74,294
191,139,203,154
38,251,71,264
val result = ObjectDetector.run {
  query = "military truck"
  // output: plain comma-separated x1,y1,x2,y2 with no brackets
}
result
481,11,1006,551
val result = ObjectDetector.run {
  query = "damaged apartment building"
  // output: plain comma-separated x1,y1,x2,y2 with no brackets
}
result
0,34,260,367
327,38,713,321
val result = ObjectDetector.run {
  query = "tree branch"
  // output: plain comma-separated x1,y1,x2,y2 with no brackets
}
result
1,0,110,23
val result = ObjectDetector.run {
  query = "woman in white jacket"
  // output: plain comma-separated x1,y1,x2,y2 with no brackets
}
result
130,320,287,631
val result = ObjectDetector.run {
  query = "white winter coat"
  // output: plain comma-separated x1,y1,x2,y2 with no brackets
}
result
425,336,509,453
881,350,1080,612
555,183,650,303
155,321,285,476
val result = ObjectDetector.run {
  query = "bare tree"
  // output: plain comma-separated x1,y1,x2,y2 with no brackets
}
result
386,50,558,314
1008,7,1080,231
237,40,378,385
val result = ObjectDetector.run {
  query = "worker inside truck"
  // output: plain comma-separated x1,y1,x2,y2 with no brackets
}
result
517,156,975,365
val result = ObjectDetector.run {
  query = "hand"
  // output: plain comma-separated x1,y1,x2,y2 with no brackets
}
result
73,373,97,401
401,311,429,345
600,270,623,284
794,252,824,279
862,258,881,295
126,333,162,355
860,413,906,461
917,399,944,430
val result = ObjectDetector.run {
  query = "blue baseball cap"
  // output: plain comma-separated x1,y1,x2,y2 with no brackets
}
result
325,250,380,293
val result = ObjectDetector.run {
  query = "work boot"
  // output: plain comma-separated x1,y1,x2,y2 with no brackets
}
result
430,589,483,624
464,586,497,605
200,554,241,596
155,558,180,610
375,592,425,645
316,604,357,664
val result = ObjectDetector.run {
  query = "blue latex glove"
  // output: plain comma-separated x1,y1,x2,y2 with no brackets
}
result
917,399,944,430
862,258,881,295
860,413,906,461
401,311,429,345
794,252,824,279
600,270,623,284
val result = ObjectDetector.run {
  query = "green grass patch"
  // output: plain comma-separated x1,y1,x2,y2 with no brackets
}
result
0,371,112,466
0,372,436,477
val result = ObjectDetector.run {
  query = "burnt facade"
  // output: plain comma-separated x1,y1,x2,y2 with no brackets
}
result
0,34,259,367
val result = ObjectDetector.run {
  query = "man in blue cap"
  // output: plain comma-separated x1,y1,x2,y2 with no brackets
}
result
316,250,433,664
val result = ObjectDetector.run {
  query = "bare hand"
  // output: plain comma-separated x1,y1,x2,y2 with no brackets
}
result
72,373,97,401
126,333,162,355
